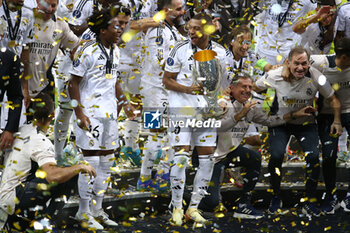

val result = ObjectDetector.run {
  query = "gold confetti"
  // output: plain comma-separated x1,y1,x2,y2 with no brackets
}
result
153,10,165,23
276,54,283,63
332,83,340,91
203,24,216,35
35,169,47,179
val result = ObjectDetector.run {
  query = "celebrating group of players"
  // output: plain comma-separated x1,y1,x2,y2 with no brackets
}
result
1,0,350,230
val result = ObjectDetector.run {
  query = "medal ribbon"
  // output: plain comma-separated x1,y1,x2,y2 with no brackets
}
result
98,41,114,74
2,0,22,41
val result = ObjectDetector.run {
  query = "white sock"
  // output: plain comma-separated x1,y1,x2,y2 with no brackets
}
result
78,199,90,215
77,156,99,214
123,118,140,151
91,154,115,213
339,128,348,152
158,132,175,174
347,192,350,197
140,134,162,178
54,106,73,160
189,154,214,208
170,152,190,209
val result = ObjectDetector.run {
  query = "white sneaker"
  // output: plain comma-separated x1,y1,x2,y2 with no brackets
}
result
75,212,104,230
185,207,207,223
171,208,184,226
92,209,118,227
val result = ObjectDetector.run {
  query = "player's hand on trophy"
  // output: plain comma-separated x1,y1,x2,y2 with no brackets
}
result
186,83,203,95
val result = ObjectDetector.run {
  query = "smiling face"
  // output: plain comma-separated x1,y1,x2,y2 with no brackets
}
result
288,52,310,79
37,0,58,21
100,17,121,45
230,78,253,103
231,32,252,60
166,0,185,25
188,18,209,48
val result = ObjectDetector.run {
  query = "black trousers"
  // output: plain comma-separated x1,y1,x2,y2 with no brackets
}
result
199,145,261,210
6,175,77,230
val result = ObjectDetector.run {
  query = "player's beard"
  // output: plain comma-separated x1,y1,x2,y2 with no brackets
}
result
169,15,181,25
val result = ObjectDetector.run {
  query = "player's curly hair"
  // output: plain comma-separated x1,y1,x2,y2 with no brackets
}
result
88,4,131,36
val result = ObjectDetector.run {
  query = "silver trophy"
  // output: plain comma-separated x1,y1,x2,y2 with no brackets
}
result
192,50,224,119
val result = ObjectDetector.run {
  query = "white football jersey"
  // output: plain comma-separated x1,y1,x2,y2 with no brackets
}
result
335,3,350,37
300,23,332,55
255,66,334,125
57,0,77,19
141,21,185,88
0,3,34,55
255,0,316,63
165,40,227,108
29,17,80,97
223,49,262,89
0,124,56,219
69,0,100,26
70,40,120,118
119,0,158,66
311,54,350,114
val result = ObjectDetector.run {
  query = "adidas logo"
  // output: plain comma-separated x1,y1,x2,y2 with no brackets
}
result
172,185,181,190
98,54,105,60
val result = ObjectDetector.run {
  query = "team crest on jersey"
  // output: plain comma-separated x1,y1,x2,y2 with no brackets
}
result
175,135,180,143
52,31,58,40
167,57,174,66
89,139,94,147
82,33,91,40
21,17,29,26
73,59,80,67
156,37,163,46
73,10,81,18
306,88,313,96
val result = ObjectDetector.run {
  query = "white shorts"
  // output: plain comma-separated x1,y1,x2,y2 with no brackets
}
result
119,62,141,94
74,117,119,150
173,127,217,147
171,115,217,147
140,85,168,113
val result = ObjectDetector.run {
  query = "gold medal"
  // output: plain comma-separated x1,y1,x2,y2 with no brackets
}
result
105,73,113,79
8,40,16,47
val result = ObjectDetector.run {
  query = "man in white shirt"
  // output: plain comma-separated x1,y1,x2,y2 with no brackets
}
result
254,46,342,216
118,0,159,167
293,0,340,55
335,2,350,40
68,0,119,36
163,13,227,225
254,0,316,65
0,93,95,230
200,74,316,219
309,37,350,214
136,0,185,192
69,8,135,230
26,0,80,109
